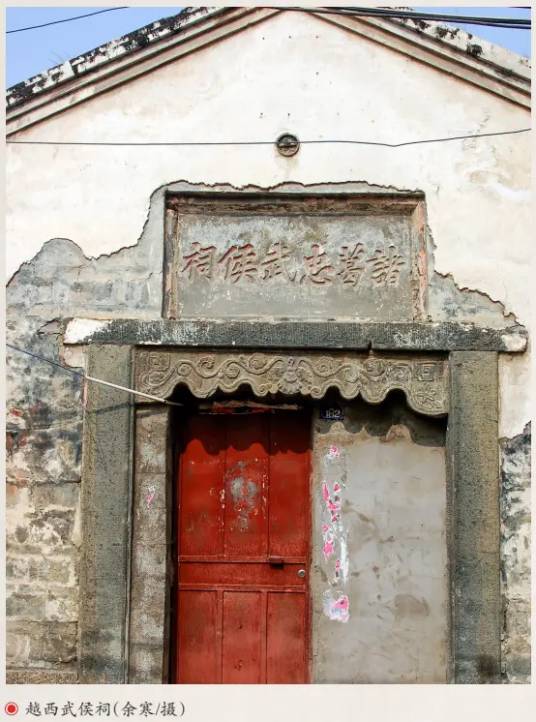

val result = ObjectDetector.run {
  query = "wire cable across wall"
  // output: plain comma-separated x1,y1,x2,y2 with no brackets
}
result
6,343,182,407
6,6,531,34
5,128,531,148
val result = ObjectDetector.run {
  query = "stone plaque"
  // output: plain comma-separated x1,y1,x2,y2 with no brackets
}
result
164,194,426,321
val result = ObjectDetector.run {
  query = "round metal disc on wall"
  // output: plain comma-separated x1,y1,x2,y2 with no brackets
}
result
276,133,300,157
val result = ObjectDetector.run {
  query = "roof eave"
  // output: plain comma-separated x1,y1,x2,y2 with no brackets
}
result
314,12,530,108
6,6,530,137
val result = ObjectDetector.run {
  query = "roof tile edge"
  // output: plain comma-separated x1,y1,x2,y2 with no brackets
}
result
6,6,221,109
6,6,530,111
392,14,530,80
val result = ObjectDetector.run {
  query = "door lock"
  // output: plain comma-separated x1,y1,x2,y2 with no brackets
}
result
297,569,306,578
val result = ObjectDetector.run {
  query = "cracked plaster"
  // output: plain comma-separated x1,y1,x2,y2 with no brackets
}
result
5,7,531,684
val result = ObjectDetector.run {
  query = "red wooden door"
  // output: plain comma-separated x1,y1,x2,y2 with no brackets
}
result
174,411,311,684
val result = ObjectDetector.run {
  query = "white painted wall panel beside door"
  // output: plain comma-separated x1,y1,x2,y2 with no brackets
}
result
312,397,448,683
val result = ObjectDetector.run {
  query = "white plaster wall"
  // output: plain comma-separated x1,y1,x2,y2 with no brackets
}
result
6,11,530,434
312,414,448,683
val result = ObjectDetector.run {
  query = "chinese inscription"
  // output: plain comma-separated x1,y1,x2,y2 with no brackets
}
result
167,207,418,321
180,240,405,288
24,701,183,718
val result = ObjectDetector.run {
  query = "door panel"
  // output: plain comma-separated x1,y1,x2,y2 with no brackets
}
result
174,411,311,683
178,416,225,558
179,562,307,588
222,591,263,684
177,590,219,684
269,416,310,559
266,592,307,684
223,417,269,558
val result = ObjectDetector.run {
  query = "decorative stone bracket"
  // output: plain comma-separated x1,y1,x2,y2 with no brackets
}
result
134,350,448,416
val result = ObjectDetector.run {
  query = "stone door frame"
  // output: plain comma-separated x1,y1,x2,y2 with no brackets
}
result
75,335,503,685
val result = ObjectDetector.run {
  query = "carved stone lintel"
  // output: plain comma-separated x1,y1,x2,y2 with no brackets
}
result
134,350,448,416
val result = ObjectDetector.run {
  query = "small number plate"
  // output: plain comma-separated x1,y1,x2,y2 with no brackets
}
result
320,406,344,421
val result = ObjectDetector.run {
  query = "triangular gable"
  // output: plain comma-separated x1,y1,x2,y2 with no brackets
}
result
6,6,530,135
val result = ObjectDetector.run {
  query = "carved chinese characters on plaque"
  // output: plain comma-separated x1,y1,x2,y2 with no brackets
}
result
165,198,424,321
181,240,405,288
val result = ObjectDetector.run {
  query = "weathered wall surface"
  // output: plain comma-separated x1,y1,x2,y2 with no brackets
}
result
311,398,448,683
129,406,171,684
500,423,531,682
6,9,530,682
6,7,531,433
5,234,164,682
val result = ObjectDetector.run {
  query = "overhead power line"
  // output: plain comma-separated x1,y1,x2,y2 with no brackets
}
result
5,128,531,149
6,7,128,34
290,6,531,30
5,6,531,35
6,343,182,406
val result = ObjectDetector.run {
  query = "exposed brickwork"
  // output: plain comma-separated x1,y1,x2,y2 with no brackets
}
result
6,231,162,681
5,184,530,682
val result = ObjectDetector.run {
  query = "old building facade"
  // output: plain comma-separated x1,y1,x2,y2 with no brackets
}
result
5,7,531,684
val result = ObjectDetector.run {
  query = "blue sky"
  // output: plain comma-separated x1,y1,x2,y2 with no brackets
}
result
5,6,531,88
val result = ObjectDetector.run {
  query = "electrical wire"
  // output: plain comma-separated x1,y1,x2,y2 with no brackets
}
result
5,128,531,149
6,342,182,406
349,6,530,27
5,6,531,35
7,343,83,378
285,6,531,30
336,5,530,23
6,7,129,34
